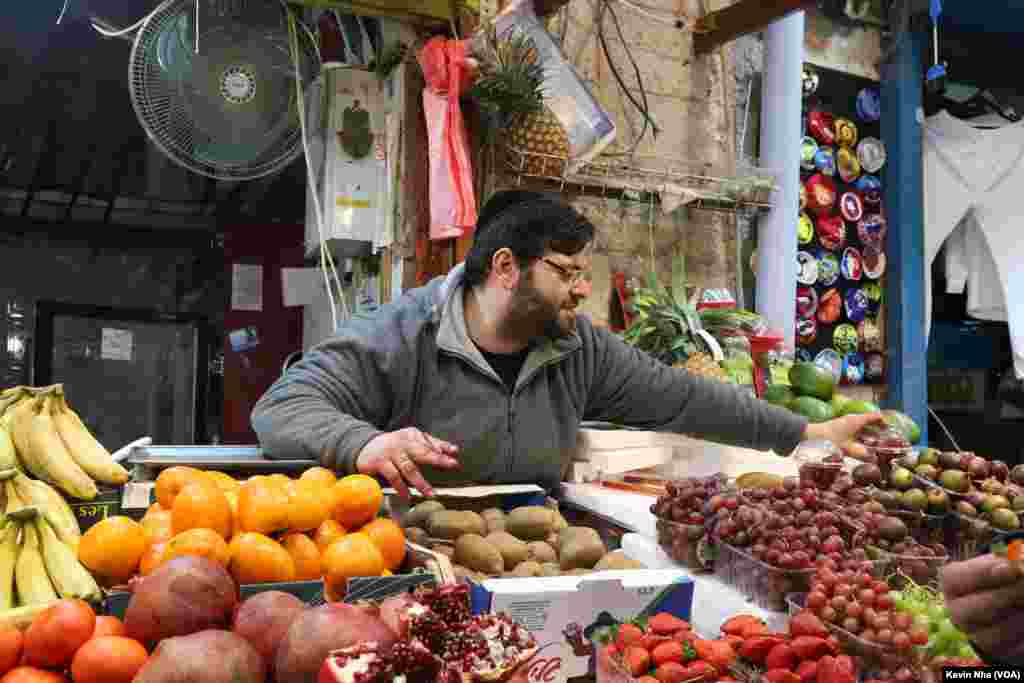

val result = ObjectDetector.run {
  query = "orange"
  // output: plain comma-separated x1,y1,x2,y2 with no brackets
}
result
139,509,173,544
0,667,69,683
313,519,347,553
285,479,332,532
224,490,240,539
24,599,95,670
91,616,126,639
0,629,23,677
228,533,296,585
70,636,148,683
143,502,166,518
77,517,149,584
138,541,167,576
153,466,207,509
161,528,230,567
267,474,293,489
171,480,232,540
237,479,290,536
331,475,383,530
300,467,337,487
321,534,385,597
204,471,240,495
281,533,321,581
358,518,406,571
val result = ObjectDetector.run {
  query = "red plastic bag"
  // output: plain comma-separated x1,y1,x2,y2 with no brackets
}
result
418,37,477,241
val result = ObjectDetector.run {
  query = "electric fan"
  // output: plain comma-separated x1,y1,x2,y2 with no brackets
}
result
129,0,320,180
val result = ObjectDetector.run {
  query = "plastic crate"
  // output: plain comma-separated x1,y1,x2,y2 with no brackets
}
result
596,636,710,683
786,593,903,666
714,539,815,611
655,515,712,572
799,461,844,489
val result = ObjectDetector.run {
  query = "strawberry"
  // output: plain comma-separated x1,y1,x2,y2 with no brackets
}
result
789,610,830,639
639,678,661,683
649,613,691,635
641,635,673,652
741,621,770,638
825,636,840,655
722,615,765,636
655,662,688,683
765,643,797,671
723,635,744,650
738,637,786,665
797,659,818,683
625,646,652,677
617,623,645,650
693,639,737,673
836,656,856,676
790,636,832,661
681,660,716,682
651,641,686,666
817,655,856,683
764,670,802,683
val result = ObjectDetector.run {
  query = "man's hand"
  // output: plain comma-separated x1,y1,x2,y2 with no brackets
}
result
942,554,1024,664
803,412,885,461
355,428,460,499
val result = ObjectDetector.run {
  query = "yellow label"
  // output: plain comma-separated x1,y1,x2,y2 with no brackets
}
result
336,198,373,209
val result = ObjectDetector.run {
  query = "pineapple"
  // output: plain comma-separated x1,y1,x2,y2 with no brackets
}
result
677,352,728,382
468,25,570,177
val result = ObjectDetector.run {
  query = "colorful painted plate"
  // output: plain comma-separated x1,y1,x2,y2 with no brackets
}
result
843,352,866,384
797,317,818,345
865,352,885,381
805,174,838,215
857,214,888,248
815,349,843,384
859,317,883,353
834,323,860,354
796,348,814,363
862,245,886,279
845,288,870,323
837,147,862,184
797,286,819,318
854,174,882,195
798,212,815,245
862,281,883,306
803,66,820,98
835,118,859,149
800,182,808,210
808,110,837,146
857,87,881,123
818,288,842,324
839,191,864,223
841,247,863,281
815,147,837,176
802,137,820,171
816,214,846,251
857,137,887,174
817,251,840,286
797,251,819,285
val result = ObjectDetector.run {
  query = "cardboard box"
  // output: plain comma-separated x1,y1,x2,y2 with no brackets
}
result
469,570,695,683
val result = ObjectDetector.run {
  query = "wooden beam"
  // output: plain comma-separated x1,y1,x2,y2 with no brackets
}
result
693,0,817,54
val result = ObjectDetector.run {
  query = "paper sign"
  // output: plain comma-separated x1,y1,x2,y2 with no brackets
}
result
231,263,263,311
101,328,133,361
282,267,322,307
121,482,155,510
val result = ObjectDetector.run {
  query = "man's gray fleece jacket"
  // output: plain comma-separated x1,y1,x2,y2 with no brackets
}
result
251,264,808,490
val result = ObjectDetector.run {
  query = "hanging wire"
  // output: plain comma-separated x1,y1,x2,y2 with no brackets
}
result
56,0,70,24
647,192,658,276
195,0,200,53
90,13,153,37
928,405,962,451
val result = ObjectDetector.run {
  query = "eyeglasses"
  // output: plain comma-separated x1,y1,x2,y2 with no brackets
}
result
540,258,588,286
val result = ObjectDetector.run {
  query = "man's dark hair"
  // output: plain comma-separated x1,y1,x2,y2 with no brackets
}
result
463,190,595,288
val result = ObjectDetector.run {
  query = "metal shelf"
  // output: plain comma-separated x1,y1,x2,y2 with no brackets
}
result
501,147,778,214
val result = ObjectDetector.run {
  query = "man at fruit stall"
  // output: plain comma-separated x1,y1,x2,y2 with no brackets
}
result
252,190,882,498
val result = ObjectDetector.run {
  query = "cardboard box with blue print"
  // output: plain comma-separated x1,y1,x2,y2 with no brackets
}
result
469,570,695,683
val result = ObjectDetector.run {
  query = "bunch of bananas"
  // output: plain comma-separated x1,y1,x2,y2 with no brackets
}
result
0,384,129,501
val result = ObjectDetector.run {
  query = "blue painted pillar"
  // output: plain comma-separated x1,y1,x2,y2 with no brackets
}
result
880,29,928,444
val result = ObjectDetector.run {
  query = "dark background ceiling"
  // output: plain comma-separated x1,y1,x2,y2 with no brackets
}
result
0,0,308,231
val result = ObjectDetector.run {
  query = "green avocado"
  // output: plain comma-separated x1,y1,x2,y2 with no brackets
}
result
790,396,837,424
788,362,837,401
763,385,796,407
838,399,881,417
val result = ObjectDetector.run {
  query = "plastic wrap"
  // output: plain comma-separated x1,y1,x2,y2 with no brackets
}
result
418,37,478,240
493,0,616,173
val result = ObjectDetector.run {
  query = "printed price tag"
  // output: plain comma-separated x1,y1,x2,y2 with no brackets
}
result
122,482,155,510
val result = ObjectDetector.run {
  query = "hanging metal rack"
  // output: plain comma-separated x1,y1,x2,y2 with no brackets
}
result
502,146,779,214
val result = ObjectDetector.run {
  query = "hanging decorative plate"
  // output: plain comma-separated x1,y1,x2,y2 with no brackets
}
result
845,288,870,323
857,213,888,248
805,174,837,215
835,118,859,148
817,251,841,286
800,182,808,210
865,352,885,381
818,288,842,324
803,66,820,98
798,213,815,245
859,317,883,352
802,137,820,171
797,251,819,285
815,349,843,383
842,352,866,384
797,317,818,346
857,137,887,174
834,323,860,354
862,281,883,307
808,110,837,146
862,245,886,279
796,348,814,363
797,286,819,318
839,191,864,222
854,174,882,195
837,147,862,183
841,247,863,281
816,214,846,251
815,147,837,176
857,87,881,123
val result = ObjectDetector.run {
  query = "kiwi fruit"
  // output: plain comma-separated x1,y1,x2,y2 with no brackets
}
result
454,534,505,574
428,510,487,540
505,507,556,541
486,531,530,570
539,562,561,577
481,508,507,534
594,550,645,571
525,541,557,564
403,500,445,528
559,527,607,571
511,560,543,577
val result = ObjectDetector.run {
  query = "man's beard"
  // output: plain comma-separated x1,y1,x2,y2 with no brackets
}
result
505,277,575,341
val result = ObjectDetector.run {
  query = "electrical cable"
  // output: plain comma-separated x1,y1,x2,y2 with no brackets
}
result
90,13,152,37
56,0,70,24
598,0,658,153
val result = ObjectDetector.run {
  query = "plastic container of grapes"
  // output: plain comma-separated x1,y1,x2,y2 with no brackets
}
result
787,593,899,662
655,515,713,572
857,426,913,478
793,440,845,489
713,539,815,611
892,510,950,548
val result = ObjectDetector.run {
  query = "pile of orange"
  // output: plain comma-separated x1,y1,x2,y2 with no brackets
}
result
76,466,406,595
0,599,147,683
